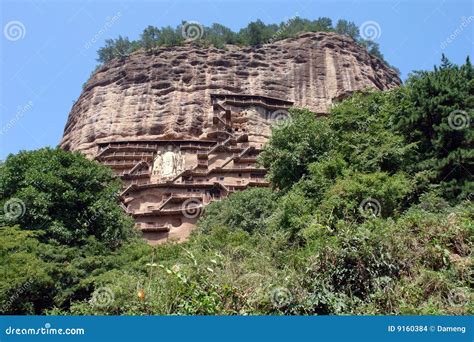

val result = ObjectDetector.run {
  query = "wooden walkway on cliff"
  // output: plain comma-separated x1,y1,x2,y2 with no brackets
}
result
210,93,293,111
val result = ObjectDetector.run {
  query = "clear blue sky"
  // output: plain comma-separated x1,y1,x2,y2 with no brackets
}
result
1,0,473,160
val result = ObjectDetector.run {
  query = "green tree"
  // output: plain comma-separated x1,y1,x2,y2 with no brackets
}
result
329,90,415,174
0,225,151,314
93,17,397,79
0,226,54,314
204,23,236,48
335,19,359,39
393,56,473,199
317,171,412,223
311,17,333,31
0,148,135,246
160,25,184,46
96,39,116,63
97,36,134,63
258,109,334,191
141,25,161,52
239,20,275,46
114,36,134,58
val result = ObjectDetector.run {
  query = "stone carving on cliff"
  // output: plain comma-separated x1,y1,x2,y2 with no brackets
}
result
152,146,185,181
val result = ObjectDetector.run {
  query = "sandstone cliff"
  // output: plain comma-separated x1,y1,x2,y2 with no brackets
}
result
60,31,400,156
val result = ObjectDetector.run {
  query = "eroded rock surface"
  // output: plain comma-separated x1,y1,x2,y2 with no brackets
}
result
60,31,400,157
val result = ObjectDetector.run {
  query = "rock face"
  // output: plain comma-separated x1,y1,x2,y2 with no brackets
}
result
60,31,400,243
61,32,400,156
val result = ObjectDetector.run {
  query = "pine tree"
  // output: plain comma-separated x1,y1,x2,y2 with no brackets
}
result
394,56,473,199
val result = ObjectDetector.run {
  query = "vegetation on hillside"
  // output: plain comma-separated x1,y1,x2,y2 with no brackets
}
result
0,57,471,315
94,17,398,74
0,148,135,247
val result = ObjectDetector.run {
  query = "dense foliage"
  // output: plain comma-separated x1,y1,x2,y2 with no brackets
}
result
393,56,473,199
0,226,147,314
1,58,471,315
0,148,135,246
95,17,397,73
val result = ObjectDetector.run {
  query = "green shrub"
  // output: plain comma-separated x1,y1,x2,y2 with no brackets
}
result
0,226,54,314
329,90,415,173
198,188,278,234
317,171,413,224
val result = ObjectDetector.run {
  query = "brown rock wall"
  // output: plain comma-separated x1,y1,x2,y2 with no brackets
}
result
60,31,400,156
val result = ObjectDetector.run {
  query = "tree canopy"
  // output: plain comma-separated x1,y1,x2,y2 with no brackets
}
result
392,55,473,199
0,148,135,246
95,17,397,74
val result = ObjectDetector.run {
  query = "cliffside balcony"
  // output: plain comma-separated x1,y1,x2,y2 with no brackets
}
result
99,151,154,160
120,170,151,178
206,130,232,140
102,159,148,169
136,223,171,233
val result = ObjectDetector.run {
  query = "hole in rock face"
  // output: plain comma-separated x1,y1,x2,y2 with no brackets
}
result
209,59,231,67
135,126,146,136
152,82,172,90
182,75,193,83
149,125,165,135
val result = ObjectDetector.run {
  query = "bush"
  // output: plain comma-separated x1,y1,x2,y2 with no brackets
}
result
198,188,278,234
329,90,415,173
258,109,333,191
60,199,472,315
317,171,413,224
0,226,54,314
